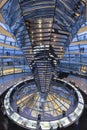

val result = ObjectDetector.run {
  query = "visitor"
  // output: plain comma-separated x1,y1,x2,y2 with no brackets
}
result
62,110,66,117
38,114,41,121
50,126,53,130
17,106,20,113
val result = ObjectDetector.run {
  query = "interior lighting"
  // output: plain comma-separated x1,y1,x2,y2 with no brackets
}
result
54,35,56,38
53,39,56,42
49,24,52,27
40,37,42,40
32,40,34,42
39,24,42,28
38,20,42,24
40,43,42,45
75,13,80,16
40,34,42,36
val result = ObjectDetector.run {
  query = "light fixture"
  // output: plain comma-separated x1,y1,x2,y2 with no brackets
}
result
40,37,42,40
54,35,56,38
75,13,80,16
32,40,34,42
49,24,52,27
40,34,42,36
53,39,56,42
38,20,42,24
39,24,42,28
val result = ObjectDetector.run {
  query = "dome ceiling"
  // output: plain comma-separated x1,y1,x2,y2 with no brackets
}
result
1,0,86,98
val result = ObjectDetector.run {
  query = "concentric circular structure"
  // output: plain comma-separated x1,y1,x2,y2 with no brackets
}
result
2,0,86,129
2,0,86,101
4,76,84,129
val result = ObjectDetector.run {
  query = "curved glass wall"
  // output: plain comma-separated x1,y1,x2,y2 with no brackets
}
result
0,22,87,76
59,23,87,76
0,23,30,76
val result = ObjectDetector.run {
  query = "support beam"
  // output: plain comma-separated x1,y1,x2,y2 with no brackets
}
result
0,42,19,50
0,0,8,8
78,26,87,34
71,40,87,45
0,26,12,37
0,13,5,24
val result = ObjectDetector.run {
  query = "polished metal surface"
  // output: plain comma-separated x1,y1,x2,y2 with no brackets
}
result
4,76,84,129
2,0,86,97
1,2,86,128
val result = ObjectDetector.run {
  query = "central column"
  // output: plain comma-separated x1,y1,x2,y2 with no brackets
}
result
26,19,55,100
